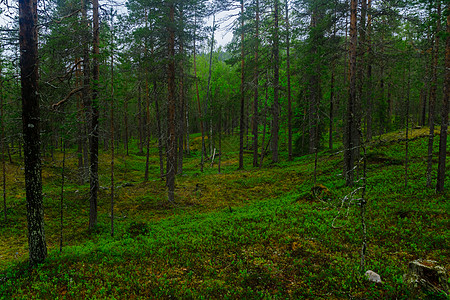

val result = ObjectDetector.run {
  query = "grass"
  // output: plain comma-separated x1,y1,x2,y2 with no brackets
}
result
0,127,449,299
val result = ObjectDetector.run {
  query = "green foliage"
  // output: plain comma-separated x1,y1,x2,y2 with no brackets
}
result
0,129,449,299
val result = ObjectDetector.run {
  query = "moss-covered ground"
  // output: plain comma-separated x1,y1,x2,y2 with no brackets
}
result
0,128,449,299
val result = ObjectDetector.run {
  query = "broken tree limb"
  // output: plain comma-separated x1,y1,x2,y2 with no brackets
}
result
52,86,83,110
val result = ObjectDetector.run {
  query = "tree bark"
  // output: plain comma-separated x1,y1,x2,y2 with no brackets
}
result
436,4,449,192
178,8,185,175
110,13,115,237
167,3,176,203
89,0,100,230
137,84,144,154
252,0,260,167
193,13,205,172
344,0,359,186
286,0,292,160
365,0,373,141
1,58,6,222
427,2,441,188
239,0,245,169
81,0,90,184
204,14,215,164
19,0,47,263
59,142,65,252
271,0,280,163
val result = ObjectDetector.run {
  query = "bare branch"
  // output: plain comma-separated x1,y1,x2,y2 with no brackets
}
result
51,86,83,110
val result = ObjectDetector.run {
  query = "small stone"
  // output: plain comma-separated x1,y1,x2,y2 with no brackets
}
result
365,270,382,283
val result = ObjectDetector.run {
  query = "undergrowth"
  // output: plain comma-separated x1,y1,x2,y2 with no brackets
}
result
0,128,449,299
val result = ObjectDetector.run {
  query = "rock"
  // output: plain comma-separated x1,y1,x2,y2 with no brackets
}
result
403,259,449,298
365,270,382,284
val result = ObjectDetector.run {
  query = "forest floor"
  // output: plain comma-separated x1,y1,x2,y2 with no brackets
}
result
0,128,449,299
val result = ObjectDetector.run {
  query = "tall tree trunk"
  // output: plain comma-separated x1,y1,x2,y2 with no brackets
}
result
110,13,115,237
357,0,367,140
252,0,260,167
81,0,90,184
167,3,176,203
260,73,269,167
185,97,190,155
271,0,280,163
329,62,335,150
286,0,293,160
178,9,185,175
144,8,151,182
89,0,100,230
153,73,164,179
365,0,373,141
1,56,6,222
124,95,129,156
436,4,450,192
75,58,84,184
0,58,4,220
19,0,47,263
427,2,441,188
239,0,245,169
405,65,411,189
144,73,151,181
308,11,319,155
137,84,144,154
193,13,205,172
59,141,65,252
204,14,215,163
344,0,359,186
218,108,222,173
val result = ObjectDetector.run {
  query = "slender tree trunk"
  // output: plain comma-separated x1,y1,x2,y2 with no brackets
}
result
308,11,319,155
357,0,367,140
193,13,205,172
185,98,190,155
167,3,176,203
344,0,359,186
75,58,84,184
366,0,373,141
178,9,185,175
218,108,222,173
154,80,164,180
1,58,6,222
436,5,450,192
271,1,280,163
204,14,215,164
286,0,293,160
329,63,335,150
405,65,411,189
59,141,65,253
239,0,245,169
124,95,129,156
137,84,144,154
144,79,151,181
387,82,392,132
89,0,100,230
427,2,441,188
81,0,90,184
144,9,151,182
252,0,260,167
110,14,115,237
150,43,164,180
260,75,269,167
19,0,47,263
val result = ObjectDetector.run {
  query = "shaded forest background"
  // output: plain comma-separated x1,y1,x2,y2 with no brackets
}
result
0,0,449,286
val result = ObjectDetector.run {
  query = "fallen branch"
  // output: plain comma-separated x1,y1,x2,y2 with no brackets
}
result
51,87,83,110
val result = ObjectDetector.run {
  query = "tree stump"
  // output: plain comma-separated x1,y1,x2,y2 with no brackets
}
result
403,259,449,298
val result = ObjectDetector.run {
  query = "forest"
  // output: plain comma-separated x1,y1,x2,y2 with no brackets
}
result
0,0,449,298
